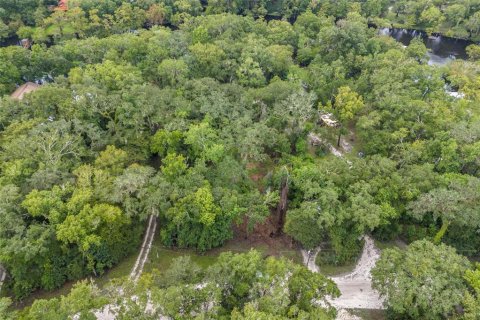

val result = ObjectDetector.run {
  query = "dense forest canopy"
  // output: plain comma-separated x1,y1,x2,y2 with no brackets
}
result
0,0,480,319
3,0,480,43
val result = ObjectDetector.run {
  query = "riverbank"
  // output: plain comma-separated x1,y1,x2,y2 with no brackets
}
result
375,26,475,66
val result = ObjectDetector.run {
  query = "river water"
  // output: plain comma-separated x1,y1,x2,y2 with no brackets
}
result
379,28,472,65
0,35,20,48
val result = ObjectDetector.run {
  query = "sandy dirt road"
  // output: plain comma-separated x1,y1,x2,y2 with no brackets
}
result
130,214,157,282
329,236,384,309
302,235,385,312
0,265,6,293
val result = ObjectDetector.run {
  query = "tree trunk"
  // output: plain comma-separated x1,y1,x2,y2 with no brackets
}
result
434,220,450,244
275,177,289,235
337,132,341,147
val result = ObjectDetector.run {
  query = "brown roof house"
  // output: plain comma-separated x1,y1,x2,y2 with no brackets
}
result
10,82,40,100
56,0,68,11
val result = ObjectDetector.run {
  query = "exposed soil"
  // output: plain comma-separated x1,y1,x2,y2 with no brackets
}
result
330,236,384,309
246,162,264,180
303,236,385,310
340,137,353,153
0,265,6,294
301,247,320,273
308,132,352,165
231,215,298,256
246,161,271,192
274,177,289,235
130,215,157,282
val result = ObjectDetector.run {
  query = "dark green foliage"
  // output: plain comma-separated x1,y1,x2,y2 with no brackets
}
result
316,228,364,267
373,240,471,319
0,2,480,317
14,251,339,319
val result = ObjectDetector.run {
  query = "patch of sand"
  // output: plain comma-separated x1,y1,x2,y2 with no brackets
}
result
301,247,320,273
303,235,385,310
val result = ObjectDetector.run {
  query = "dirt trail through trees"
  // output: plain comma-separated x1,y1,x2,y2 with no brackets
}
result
300,248,320,273
306,133,384,311
302,236,384,311
0,265,6,293
329,236,384,309
130,214,157,282
308,132,352,165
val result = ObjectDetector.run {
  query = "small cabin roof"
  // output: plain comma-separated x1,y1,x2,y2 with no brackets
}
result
10,82,40,100
319,113,339,127
56,0,68,11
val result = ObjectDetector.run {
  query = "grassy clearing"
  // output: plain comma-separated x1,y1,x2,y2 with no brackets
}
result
349,308,387,320
374,238,407,251
94,252,138,287
10,282,74,310
11,228,302,312
143,246,218,273
317,262,357,277
313,238,406,277
144,234,303,273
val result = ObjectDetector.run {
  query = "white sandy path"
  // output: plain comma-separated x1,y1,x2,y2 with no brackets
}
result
307,132,385,314
301,247,320,273
92,214,158,320
130,214,157,282
330,236,384,310
302,236,385,311
0,265,6,293
308,132,353,166
323,139,385,310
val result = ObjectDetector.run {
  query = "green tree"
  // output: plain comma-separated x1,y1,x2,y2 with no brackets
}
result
69,60,143,91
284,201,327,249
56,203,130,274
406,37,427,62
184,121,225,163
332,86,364,146
157,256,203,288
0,298,15,320
0,20,9,41
236,57,266,87
156,59,188,87
372,240,470,319
113,3,146,33
419,7,445,33
463,264,480,320
160,153,187,181
150,129,183,157
24,281,107,320
466,44,480,61
466,12,480,37
445,4,466,27
206,250,339,316
188,43,226,79
408,176,480,243
272,89,316,149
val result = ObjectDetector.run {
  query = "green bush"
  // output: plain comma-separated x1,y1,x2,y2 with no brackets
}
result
316,227,363,267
